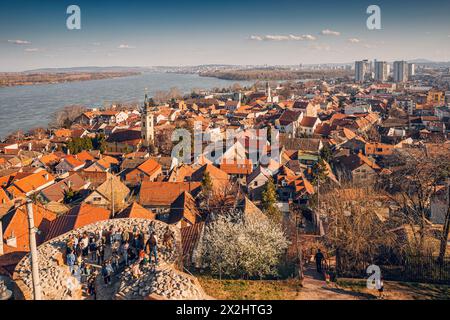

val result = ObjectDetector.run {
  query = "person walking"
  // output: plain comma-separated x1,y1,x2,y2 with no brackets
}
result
314,249,325,274
146,232,159,265
163,227,174,251
122,229,130,244
89,238,97,262
121,241,129,266
87,276,96,299
106,260,114,276
66,251,76,275
80,234,89,257
101,263,111,286
377,277,385,299
97,243,105,265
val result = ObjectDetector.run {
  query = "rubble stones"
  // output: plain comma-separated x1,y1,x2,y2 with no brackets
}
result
13,218,207,300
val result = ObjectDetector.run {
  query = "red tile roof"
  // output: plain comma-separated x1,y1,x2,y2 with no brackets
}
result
115,202,156,220
46,203,111,240
137,159,162,176
139,181,201,207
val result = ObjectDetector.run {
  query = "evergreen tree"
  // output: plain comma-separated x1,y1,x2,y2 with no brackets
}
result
261,177,282,222
201,171,214,210
320,144,332,163
311,158,328,187
201,171,213,196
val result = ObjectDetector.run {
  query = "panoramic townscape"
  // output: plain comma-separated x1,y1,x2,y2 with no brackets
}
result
1,59,449,301
0,0,450,306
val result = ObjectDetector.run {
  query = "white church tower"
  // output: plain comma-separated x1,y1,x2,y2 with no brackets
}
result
141,91,155,148
266,81,272,103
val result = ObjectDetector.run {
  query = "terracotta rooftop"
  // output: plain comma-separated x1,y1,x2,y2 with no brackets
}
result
46,203,111,240
139,181,201,207
115,202,156,220
137,158,162,176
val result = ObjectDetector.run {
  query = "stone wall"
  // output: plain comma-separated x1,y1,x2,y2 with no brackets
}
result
13,218,208,300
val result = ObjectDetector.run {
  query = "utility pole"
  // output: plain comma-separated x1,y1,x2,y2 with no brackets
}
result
0,220,4,256
110,176,115,217
26,199,42,300
292,202,303,284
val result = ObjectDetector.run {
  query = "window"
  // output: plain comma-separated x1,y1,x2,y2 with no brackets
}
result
93,196,102,202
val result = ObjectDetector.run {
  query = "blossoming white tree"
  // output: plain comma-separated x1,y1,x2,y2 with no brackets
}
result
201,210,289,279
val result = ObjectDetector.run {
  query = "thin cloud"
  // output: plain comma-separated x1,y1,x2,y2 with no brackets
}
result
249,34,316,41
118,44,136,49
321,29,341,36
249,35,263,41
24,48,40,52
92,42,101,46
8,39,31,45
348,38,361,43
309,44,331,51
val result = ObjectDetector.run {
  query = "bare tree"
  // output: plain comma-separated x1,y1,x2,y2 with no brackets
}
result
382,149,450,256
321,186,396,271
155,127,174,156
29,127,47,140
50,105,87,128
7,129,25,142
438,185,450,264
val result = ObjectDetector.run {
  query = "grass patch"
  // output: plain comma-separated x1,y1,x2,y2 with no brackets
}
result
337,278,450,300
196,275,301,300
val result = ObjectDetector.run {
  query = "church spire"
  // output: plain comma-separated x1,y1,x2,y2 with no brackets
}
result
144,88,149,108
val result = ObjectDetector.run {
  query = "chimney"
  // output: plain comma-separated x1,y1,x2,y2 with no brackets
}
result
44,173,49,181
28,142,32,151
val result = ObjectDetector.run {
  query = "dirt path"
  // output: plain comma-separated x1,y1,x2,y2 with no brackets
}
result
297,264,375,300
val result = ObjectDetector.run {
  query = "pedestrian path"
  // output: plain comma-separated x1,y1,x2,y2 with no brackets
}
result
297,263,371,300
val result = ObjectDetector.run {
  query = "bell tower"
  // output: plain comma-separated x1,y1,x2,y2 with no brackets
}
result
266,81,272,103
141,90,154,148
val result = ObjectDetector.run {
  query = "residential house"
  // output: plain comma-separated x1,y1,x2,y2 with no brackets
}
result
138,181,201,214
298,116,322,137
85,156,119,173
39,173,90,203
124,158,162,186
55,156,85,175
83,174,130,211
6,170,55,198
365,142,395,157
246,166,272,201
275,109,303,136
97,110,129,124
0,204,56,269
168,191,201,228
335,152,381,185
105,129,142,153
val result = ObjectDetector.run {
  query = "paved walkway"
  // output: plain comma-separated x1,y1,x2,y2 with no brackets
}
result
297,263,374,300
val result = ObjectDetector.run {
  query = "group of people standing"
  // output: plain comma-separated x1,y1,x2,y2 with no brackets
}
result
64,223,175,299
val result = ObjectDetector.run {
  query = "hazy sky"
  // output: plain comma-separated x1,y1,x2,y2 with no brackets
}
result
1,0,449,71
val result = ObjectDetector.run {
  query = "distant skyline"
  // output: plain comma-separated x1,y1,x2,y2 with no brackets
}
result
1,0,450,72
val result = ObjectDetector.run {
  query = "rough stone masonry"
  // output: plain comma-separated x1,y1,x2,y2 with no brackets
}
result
13,218,208,300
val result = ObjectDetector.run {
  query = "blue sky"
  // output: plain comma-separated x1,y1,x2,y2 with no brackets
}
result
0,0,449,71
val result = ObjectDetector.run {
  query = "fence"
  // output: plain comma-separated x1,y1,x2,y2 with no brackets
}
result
336,251,450,285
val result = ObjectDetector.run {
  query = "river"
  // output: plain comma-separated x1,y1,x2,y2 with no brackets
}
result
0,72,252,139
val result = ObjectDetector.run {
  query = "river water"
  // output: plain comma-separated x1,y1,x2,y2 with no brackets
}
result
0,72,251,139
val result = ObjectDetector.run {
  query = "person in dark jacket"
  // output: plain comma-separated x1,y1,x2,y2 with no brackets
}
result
315,249,325,274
